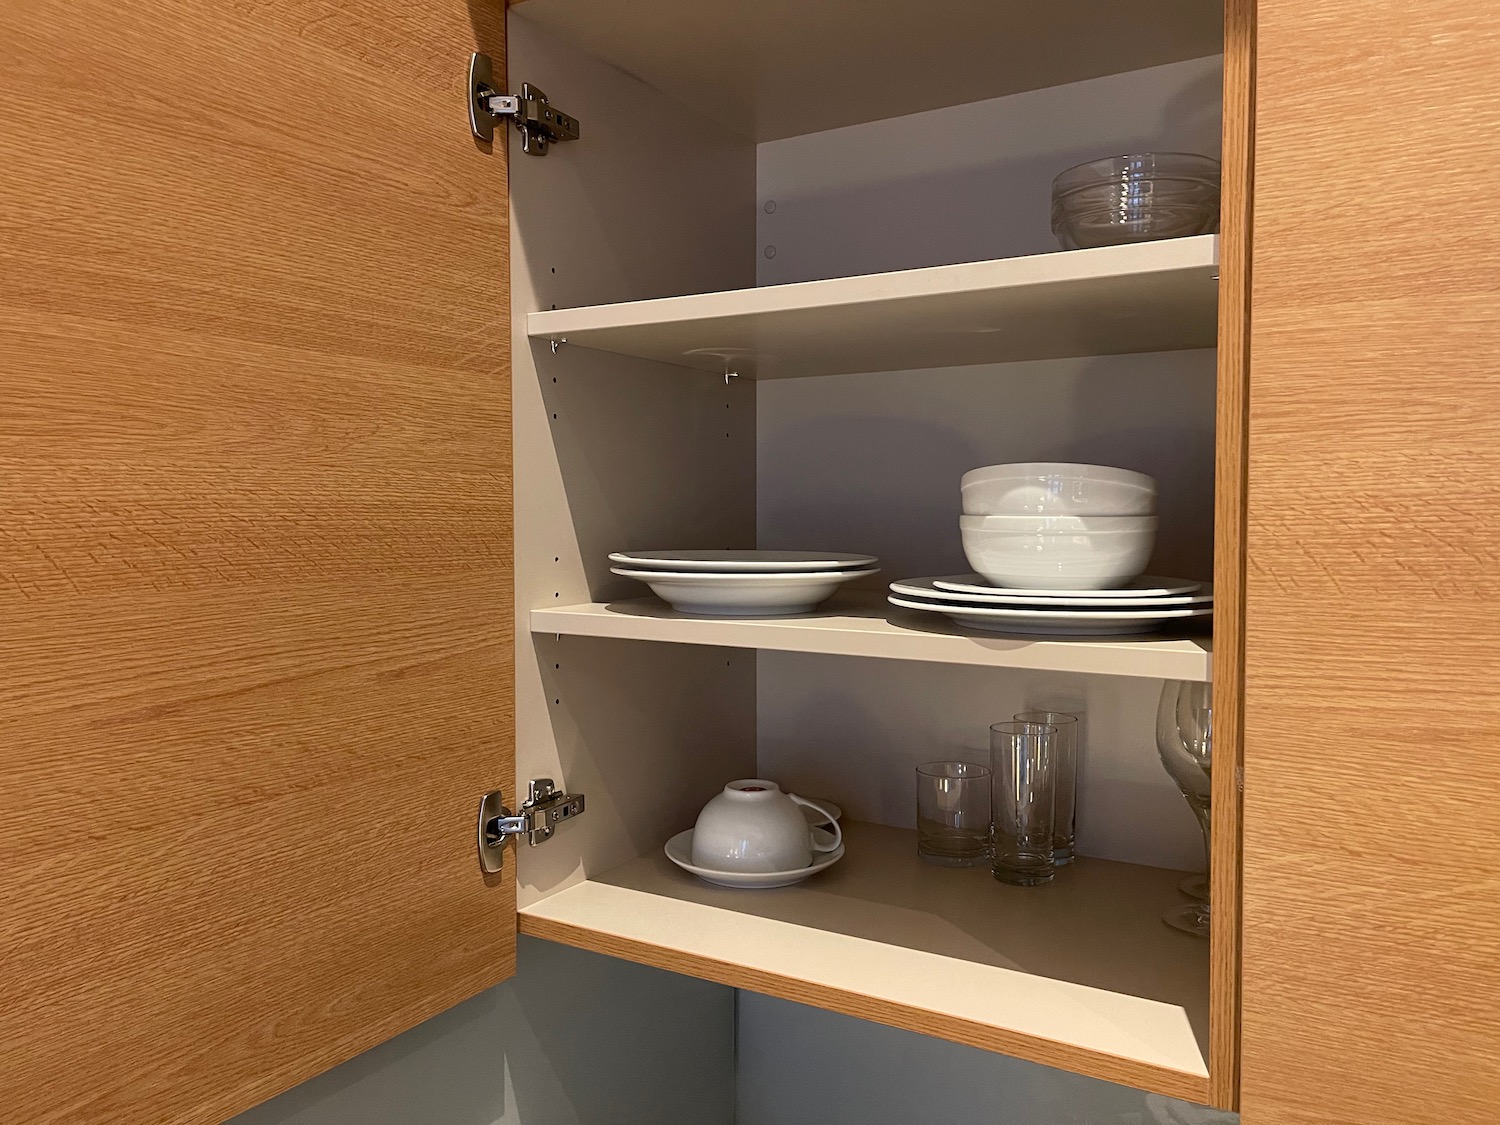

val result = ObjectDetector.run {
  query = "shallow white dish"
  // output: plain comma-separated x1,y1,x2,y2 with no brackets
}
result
960,522,1155,590
933,574,1202,598
961,462,1157,517
891,576,1212,608
613,566,879,616
665,827,844,889
889,594,1212,636
609,550,877,572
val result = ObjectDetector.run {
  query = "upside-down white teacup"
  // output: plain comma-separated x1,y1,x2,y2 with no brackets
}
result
690,780,842,873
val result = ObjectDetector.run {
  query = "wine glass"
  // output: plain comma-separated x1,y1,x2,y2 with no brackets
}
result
1156,680,1212,937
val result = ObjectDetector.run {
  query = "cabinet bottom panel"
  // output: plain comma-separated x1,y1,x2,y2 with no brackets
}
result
519,821,1210,1102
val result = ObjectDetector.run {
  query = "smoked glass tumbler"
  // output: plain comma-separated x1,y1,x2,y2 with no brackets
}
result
1014,710,1079,864
989,722,1058,886
915,761,993,867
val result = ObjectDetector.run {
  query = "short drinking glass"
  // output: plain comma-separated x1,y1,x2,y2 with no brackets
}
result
990,722,1058,886
915,761,993,867
1014,710,1079,865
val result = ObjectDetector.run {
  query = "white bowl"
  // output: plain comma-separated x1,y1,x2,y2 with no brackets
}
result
612,567,878,616
960,519,1156,590
961,462,1157,516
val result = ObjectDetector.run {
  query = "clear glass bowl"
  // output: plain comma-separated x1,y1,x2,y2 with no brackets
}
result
1050,152,1221,250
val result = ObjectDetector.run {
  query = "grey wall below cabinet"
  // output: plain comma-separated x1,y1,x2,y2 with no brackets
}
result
228,938,735,1125
734,993,1237,1125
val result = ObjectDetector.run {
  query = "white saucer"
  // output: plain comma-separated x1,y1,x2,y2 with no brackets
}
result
664,827,844,889
892,576,1213,608
932,574,1203,598
610,550,877,572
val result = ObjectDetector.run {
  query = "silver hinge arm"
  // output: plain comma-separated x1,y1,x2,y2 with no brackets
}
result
468,53,580,156
477,778,586,873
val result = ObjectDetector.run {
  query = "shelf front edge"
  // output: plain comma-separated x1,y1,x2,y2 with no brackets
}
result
530,601,1212,681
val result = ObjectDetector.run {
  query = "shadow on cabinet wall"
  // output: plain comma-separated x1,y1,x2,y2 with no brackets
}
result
228,938,734,1125
755,57,1224,284
756,350,1217,588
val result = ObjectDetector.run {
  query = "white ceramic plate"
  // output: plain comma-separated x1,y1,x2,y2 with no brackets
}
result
613,567,878,616
932,573,1203,598
892,576,1213,608
889,594,1212,636
609,550,878,572
664,828,844,889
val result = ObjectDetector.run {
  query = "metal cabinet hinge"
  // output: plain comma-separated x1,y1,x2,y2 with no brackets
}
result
477,778,587,873
468,53,580,155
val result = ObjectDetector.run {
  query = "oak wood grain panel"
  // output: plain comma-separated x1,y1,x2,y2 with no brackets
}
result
518,912,1211,1105
0,1,514,1123
1241,3,1500,1124
1208,0,1254,1110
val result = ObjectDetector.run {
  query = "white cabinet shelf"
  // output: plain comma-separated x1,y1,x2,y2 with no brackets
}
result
530,596,1212,681
520,821,1210,1101
528,236,1220,380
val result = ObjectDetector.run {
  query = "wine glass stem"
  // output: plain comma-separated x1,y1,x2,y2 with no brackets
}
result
1191,802,1211,898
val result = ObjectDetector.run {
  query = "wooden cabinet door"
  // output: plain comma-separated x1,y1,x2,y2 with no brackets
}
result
0,2,514,1123
1242,2,1500,1123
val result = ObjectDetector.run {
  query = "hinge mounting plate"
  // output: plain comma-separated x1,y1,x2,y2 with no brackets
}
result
468,52,580,155
477,778,587,873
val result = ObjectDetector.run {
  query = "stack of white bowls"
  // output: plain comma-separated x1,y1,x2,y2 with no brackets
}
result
887,463,1212,635
958,462,1158,589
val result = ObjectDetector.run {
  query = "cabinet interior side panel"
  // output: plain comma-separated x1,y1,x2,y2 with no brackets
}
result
509,15,758,906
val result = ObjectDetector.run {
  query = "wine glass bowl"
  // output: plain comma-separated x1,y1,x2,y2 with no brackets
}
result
1157,680,1213,937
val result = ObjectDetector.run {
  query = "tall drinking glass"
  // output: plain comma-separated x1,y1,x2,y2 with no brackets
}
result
1014,710,1079,865
1157,680,1213,936
990,721,1057,886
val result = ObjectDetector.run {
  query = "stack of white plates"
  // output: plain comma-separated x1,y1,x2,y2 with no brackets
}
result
888,574,1212,636
611,550,879,616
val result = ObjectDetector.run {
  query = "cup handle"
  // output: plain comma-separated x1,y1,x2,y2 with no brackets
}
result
789,795,843,853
